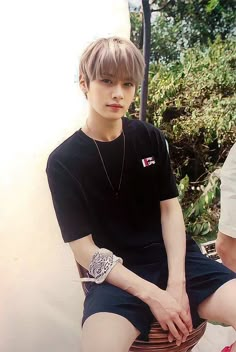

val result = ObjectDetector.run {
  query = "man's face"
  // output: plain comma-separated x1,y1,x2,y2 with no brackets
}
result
86,74,136,121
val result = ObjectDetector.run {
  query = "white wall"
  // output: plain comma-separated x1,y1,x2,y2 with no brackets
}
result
0,1,130,351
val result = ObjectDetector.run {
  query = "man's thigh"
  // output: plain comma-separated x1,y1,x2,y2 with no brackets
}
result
82,281,154,341
182,238,236,327
81,312,140,352
198,279,236,328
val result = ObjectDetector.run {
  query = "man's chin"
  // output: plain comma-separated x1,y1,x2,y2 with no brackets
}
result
103,114,124,121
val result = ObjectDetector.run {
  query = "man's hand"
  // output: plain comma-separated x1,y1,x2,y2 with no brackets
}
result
166,282,192,345
145,284,192,345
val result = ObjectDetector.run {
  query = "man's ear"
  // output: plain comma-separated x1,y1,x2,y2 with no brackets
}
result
79,74,88,94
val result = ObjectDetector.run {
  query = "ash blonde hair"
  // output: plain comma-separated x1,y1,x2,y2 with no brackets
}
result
79,36,145,88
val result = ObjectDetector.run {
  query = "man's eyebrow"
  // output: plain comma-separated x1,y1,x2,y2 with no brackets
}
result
102,73,134,81
102,73,114,77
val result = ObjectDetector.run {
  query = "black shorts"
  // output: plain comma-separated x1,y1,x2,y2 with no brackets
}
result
81,237,236,341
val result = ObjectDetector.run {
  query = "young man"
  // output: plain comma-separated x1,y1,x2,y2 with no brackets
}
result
216,143,236,272
46,37,236,352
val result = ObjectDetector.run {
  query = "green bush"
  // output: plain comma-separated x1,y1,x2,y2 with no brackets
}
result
133,37,235,168
131,38,236,241
178,171,221,242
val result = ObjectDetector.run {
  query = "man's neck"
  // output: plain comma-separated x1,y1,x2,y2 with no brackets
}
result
83,115,123,142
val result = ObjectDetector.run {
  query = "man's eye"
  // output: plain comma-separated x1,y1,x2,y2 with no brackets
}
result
125,82,134,87
101,79,112,84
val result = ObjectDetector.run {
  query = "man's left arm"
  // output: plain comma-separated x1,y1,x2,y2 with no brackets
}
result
161,197,193,343
161,197,186,285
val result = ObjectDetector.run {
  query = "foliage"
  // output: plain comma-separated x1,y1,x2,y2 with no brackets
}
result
153,0,236,63
129,1,236,241
178,171,221,242
136,38,236,141
130,38,236,241
151,39,235,139
130,12,143,49
129,0,236,64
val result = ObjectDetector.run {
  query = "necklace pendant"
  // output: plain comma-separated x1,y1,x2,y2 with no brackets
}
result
92,130,125,199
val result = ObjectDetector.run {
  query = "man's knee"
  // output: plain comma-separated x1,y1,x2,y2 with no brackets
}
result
198,279,236,327
81,312,140,352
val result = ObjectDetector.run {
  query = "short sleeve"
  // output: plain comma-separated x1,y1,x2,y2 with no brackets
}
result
153,128,179,201
219,143,236,238
46,157,91,243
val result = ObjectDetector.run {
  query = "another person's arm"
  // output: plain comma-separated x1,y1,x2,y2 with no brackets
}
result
218,143,236,239
216,143,236,271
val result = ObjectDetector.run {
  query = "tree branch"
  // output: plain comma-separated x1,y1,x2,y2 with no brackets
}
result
151,0,172,12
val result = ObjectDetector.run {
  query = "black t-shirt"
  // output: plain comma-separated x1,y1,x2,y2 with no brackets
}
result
46,118,178,265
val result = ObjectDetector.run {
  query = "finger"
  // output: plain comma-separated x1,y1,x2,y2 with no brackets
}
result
180,309,193,332
168,331,185,344
173,315,189,337
168,332,174,343
167,321,181,341
180,309,192,328
176,338,182,346
160,322,169,332
186,308,193,332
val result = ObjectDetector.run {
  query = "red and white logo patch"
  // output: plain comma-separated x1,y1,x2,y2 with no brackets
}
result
142,156,156,167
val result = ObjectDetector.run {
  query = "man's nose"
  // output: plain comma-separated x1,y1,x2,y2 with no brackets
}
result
112,84,124,99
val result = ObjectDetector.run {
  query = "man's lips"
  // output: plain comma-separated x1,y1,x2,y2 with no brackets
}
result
107,104,123,108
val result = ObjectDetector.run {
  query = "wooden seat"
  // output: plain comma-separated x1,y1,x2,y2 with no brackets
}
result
76,262,206,352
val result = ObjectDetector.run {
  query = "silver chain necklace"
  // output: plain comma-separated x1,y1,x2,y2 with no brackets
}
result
86,120,125,197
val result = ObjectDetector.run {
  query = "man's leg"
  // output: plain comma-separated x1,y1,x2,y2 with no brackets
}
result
81,312,140,352
216,232,236,272
198,279,236,351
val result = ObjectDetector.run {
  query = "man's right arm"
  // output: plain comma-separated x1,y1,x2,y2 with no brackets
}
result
70,234,154,299
70,234,191,343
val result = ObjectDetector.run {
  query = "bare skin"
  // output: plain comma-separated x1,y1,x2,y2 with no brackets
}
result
81,280,236,352
198,279,236,352
165,283,192,344
216,232,236,272
81,312,140,352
